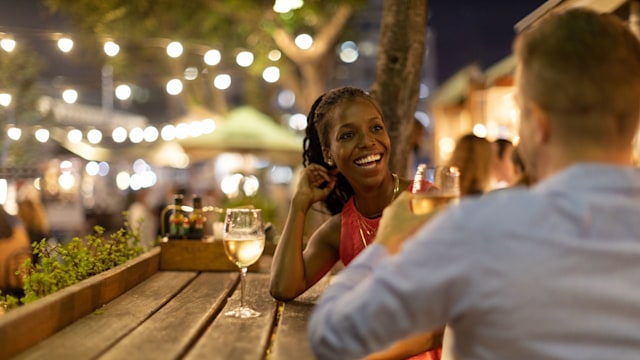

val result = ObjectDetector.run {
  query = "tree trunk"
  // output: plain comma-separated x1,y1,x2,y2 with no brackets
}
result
370,0,427,177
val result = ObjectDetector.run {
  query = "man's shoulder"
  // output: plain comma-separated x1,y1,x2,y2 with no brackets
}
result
457,187,535,216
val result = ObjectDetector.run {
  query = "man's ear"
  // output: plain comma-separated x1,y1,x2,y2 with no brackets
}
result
529,102,551,144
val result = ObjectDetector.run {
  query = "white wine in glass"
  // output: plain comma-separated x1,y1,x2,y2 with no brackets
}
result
222,208,266,318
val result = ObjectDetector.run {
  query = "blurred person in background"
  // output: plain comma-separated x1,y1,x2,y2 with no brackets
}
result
17,182,50,264
447,133,493,196
510,145,533,187
127,188,158,250
0,204,30,296
490,138,517,189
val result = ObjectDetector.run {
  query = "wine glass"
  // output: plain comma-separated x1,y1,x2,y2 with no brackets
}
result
222,208,266,318
411,165,461,214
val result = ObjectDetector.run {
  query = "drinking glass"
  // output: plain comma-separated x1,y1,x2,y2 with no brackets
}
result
222,208,266,318
411,165,461,214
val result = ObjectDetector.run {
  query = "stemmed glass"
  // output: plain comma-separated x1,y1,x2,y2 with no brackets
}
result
411,165,461,214
222,208,266,318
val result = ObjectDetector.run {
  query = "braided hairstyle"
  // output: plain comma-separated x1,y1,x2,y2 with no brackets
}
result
302,86,384,215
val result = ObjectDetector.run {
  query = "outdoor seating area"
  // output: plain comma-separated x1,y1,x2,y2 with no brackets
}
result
0,248,326,360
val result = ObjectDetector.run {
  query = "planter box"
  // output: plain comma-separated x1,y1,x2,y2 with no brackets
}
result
0,248,160,359
0,239,278,359
159,238,276,272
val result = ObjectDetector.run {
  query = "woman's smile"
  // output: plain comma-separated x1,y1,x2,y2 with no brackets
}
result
354,153,383,168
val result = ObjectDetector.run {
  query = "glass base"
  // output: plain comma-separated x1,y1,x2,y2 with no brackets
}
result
224,306,261,318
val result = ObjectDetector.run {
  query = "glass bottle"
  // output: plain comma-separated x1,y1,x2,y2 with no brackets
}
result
411,163,428,193
189,195,206,239
169,194,186,238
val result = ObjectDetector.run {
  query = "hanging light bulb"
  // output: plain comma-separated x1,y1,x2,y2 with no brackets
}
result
273,0,304,13
57,37,74,53
35,128,50,143
104,41,120,57
1,38,16,52
0,93,11,107
7,126,21,141
62,89,78,104
166,41,183,58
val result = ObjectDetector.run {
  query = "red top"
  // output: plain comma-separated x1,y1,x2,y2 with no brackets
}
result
339,197,379,266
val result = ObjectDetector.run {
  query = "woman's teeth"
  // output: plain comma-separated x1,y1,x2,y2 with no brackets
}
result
355,154,381,167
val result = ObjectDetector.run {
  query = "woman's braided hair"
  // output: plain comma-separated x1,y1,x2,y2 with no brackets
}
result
302,86,383,215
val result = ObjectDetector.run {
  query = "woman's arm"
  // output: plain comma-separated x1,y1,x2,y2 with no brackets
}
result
270,164,339,301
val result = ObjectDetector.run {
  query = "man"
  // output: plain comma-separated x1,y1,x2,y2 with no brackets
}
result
308,8,640,359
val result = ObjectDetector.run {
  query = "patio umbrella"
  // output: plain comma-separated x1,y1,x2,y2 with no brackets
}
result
178,106,304,165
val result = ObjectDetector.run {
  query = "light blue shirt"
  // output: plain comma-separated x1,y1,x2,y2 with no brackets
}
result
308,164,640,360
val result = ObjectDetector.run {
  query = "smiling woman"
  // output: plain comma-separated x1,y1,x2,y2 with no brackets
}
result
269,86,441,359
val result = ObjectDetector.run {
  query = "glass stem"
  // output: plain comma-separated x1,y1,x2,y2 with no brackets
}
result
240,266,248,308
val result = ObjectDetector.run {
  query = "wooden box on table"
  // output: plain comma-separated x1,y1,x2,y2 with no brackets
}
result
159,238,275,272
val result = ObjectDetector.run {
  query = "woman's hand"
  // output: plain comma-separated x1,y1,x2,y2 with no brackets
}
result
374,191,435,254
292,164,337,209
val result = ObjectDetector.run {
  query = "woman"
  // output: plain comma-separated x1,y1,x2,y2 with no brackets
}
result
270,86,441,359
447,133,493,196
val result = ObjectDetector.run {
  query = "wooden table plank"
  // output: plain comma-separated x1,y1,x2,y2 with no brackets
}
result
13,271,196,360
0,248,160,360
100,271,238,360
270,276,329,360
185,273,277,360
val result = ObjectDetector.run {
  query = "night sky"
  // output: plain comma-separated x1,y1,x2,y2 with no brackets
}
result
428,0,547,83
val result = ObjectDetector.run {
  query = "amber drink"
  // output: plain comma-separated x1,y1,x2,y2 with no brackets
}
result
411,164,460,214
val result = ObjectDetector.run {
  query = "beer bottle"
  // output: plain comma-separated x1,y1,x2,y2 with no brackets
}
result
169,194,186,238
189,195,206,239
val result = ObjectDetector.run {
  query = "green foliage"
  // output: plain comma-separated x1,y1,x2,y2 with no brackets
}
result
0,224,142,311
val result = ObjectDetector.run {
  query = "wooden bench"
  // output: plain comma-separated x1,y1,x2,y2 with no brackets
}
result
0,247,327,360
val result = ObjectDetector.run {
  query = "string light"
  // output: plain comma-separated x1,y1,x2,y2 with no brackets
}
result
143,126,159,142
166,79,183,95
262,66,280,83
112,127,127,143
87,129,103,144
294,34,313,50
0,24,312,156
115,84,132,100
0,93,11,107
273,0,304,13
62,89,78,104
7,126,21,141
161,124,176,141
235,51,254,67
1,38,16,52
35,128,50,143
103,40,120,56
67,129,83,143
214,74,231,90
57,37,73,52
204,49,221,66
166,41,183,58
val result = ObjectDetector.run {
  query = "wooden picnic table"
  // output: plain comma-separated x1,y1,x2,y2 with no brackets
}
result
1,246,327,360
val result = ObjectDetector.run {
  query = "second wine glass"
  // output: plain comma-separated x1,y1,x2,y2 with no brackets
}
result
222,208,265,318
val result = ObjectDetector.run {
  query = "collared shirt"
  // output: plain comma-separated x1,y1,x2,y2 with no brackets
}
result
308,164,640,360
